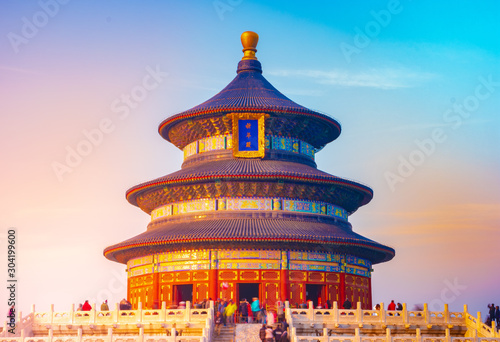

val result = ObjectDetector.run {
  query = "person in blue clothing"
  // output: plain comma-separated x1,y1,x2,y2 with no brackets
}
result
251,297,261,323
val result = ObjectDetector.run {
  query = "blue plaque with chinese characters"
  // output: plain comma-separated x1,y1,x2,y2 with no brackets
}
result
230,113,266,158
238,119,258,151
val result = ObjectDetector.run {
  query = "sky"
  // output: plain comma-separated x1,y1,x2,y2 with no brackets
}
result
0,0,499,319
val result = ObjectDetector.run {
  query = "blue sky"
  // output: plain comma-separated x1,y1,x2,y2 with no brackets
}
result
0,0,499,317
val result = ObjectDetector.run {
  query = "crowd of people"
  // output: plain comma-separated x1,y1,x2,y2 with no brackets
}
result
75,299,132,312
213,297,289,341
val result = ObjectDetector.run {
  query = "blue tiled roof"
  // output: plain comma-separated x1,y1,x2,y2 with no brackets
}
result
104,216,395,265
158,59,341,147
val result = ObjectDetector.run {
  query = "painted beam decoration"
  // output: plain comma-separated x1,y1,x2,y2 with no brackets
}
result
230,112,266,158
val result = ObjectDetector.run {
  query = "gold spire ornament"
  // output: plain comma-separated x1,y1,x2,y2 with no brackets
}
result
241,31,259,60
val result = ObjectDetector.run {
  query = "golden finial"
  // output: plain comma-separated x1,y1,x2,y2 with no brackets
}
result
241,31,259,60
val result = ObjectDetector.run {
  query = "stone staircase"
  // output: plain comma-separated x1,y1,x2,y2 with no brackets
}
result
213,325,235,342
234,324,263,342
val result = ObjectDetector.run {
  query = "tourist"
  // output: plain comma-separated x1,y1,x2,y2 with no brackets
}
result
101,300,109,311
281,319,289,333
224,299,237,326
273,324,284,341
218,299,228,326
326,300,331,309
76,304,83,311
119,298,132,310
397,303,403,311
489,303,496,324
343,298,352,309
82,300,92,311
214,311,223,336
267,310,275,325
388,300,396,311
495,306,499,327
252,297,261,323
239,298,249,323
277,300,285,323
259,324,267,342
265,325,274,342
279,329,289,342
261,300,268,324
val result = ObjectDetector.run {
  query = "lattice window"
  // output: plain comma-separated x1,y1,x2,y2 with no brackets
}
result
176,272,190,282
290,283,302,306
262,271,278,280
241,271,259,280
308,272,323,282
289,271,305,281
196,283,208,301
265,283,278,305
161,273,174,282
326,273,339,283
219,271,237,280
194,271,208,281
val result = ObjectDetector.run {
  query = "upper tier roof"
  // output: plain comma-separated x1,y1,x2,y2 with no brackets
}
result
158,47,341,150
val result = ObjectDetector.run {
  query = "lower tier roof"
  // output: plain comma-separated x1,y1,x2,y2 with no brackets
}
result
104,213,394,265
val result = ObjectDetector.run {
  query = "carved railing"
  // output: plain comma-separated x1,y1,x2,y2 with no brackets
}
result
1,301,214,342
285,302,500,342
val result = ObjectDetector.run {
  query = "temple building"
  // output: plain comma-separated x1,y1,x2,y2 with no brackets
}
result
104,31,395,310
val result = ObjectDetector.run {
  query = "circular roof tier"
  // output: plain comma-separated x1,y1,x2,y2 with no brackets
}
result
103,212,395,265
126,158,373,214
159,43,341,151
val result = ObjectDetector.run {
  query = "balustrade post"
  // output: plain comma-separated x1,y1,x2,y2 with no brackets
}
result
186,301,191,321
21,328,25,342
356,302,363,328
2,321,7,337
323,328,328,341
138,327,144,342
291,326,297,342
415,328,422,342
114,303,119,324
18,310,22,330
463,304,468,315
333,301,339,327
92,303,97,324
108,327,113,342
423,303,430,327
444,304,450,325
445,328,451,342
171,328,176,339
48,328,53,342
476,312,482,333
402,303,409,327
32,304,36,314
160,301,166,321
77,328,82,342
50,304,54,324
385,327,392,342
70,303,75,324
354,328,361,342
380,302,386,327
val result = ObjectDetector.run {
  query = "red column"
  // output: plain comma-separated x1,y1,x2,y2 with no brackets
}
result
209,269,218,300
339,272,345,308
280,269,289,301
367,276,372,309
152,272,160,309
